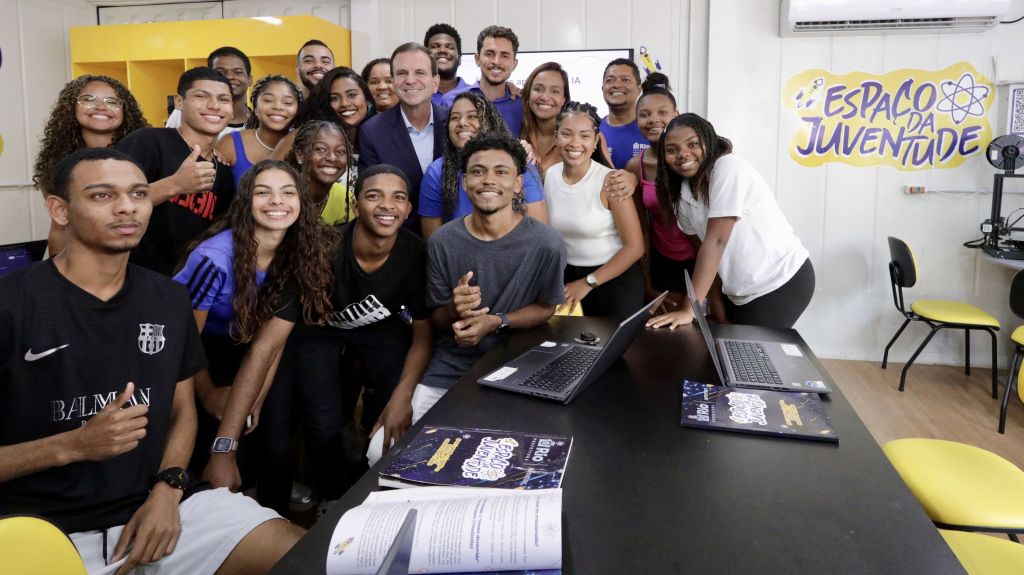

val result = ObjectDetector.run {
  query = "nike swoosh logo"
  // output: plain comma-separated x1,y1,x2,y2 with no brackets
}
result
25,344,70,362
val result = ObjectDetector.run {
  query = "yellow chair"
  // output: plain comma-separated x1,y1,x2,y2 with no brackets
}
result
940,529,1024,574
999,270,1024,433
881,237,1000,395
883,438,1024,540
0,515,87,574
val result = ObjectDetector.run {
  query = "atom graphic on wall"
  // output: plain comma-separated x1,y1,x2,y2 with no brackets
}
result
937,72,989,125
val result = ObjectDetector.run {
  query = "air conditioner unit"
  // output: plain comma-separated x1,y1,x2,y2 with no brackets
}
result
781,0,1012,36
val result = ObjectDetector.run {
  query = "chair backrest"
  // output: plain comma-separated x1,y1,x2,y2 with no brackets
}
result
0,515,87,574
887,237,918,288
1011,270,1024,320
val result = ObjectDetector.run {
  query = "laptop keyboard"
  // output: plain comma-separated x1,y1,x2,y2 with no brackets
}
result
521,346,602,392
723,340,784,386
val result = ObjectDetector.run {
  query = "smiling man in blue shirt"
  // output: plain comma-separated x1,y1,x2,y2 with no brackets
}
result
440,26,524,137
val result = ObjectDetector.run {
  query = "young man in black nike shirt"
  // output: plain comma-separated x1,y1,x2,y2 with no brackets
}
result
0,148,301,574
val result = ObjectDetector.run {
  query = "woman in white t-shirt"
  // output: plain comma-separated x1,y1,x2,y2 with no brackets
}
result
545,101,644,320
647,113,814,329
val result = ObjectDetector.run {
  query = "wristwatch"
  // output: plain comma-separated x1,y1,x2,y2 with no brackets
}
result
586,273,599,288
494,312,511,335
210,436,238,454
156,467,189,490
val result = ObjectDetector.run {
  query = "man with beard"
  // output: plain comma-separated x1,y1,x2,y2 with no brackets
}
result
599,58,648,169
440,26,524,137
424,23,470,107
365,132,565,463
296,39,336,99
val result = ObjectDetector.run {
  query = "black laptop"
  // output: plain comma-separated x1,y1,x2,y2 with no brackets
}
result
477,292,668,404
685,272,831,393
0,240,47,278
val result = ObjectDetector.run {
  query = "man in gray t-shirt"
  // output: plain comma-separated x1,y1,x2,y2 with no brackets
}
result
367,133,566,463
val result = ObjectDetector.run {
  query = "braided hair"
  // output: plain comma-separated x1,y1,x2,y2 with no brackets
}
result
441,91,525,217
244,75,303,130
655,113,733,221
284,120,355,220
555,101,611,168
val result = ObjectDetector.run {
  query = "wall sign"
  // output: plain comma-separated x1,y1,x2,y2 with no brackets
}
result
783,62,993,170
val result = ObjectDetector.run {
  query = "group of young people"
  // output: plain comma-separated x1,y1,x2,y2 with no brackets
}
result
2,19,814,575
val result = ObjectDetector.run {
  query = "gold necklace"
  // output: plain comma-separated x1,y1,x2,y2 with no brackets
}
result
254,127,275,151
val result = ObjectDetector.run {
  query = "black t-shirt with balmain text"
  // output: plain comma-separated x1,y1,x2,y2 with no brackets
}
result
0,261,206,533
277,221,430,344
116,127,235,276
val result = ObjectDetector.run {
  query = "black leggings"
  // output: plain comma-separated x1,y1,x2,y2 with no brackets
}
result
256,324,410,514
564,262,644,322
723,258,815,329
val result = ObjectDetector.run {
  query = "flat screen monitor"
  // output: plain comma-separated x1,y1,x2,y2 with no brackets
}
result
454,48,633,119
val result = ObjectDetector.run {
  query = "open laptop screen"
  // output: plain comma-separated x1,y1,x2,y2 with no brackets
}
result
685,271,727,385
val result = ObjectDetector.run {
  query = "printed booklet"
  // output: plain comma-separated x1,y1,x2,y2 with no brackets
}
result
378,425,572,490
680,380,838,443
326,486,562,574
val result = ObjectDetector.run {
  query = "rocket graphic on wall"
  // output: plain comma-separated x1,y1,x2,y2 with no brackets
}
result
794,77,825,110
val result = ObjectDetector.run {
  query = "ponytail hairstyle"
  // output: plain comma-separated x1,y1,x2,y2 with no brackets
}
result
284,120,354,219
244,75,303,130
555,101,611,168
655,113,733,222
441,91,521,217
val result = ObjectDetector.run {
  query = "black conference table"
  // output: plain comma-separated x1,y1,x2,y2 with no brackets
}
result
271,317,964,574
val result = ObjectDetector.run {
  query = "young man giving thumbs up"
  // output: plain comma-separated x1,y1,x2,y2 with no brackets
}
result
0,148,301,574
367,132,566,464
116,67,236,276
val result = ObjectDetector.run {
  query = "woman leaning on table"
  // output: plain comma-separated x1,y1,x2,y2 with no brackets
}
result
646,113,813,330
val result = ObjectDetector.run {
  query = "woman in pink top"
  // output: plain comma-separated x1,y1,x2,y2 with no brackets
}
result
626,73,696,313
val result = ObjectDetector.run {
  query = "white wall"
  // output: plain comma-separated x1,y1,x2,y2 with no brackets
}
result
712,0,1024,367
0,0,90,245
8,0,1024,368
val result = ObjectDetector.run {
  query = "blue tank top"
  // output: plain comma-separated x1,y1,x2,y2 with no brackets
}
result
229,131,255,188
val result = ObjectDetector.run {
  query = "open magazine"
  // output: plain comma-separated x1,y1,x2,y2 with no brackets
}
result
326,486,562,575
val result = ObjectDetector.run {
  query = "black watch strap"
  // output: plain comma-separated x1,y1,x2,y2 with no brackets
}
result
156,466,189,490
495,312,510,334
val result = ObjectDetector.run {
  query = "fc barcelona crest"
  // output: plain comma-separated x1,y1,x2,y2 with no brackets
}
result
138,324,166,355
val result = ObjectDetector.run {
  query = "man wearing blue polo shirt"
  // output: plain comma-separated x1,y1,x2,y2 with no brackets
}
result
599,58,648,169
425,23,470,108
440,26,524,137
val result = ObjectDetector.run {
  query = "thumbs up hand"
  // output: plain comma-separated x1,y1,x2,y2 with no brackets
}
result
172,145,217,194
451,271,488,319
69,382,149,462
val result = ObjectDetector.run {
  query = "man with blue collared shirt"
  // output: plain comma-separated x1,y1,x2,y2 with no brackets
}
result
359,42,446,233
440,26,523,137
425,23,471,108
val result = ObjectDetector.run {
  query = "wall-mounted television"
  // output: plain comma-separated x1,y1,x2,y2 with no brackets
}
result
455,48,634,119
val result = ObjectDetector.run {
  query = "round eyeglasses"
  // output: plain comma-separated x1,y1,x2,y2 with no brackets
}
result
77,95,123,110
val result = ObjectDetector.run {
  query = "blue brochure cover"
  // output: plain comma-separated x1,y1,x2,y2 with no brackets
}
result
379,426,572,489
680,380,838,443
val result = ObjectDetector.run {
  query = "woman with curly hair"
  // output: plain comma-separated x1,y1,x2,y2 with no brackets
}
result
361,58,397,112
33,75,148,254
283,120,356,225
272,66,371,164
215,75,301,188
418,91,547,237
206,164,434,515
173,159,335,479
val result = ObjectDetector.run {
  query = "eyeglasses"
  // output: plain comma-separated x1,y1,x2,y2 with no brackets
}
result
77,95,123,110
